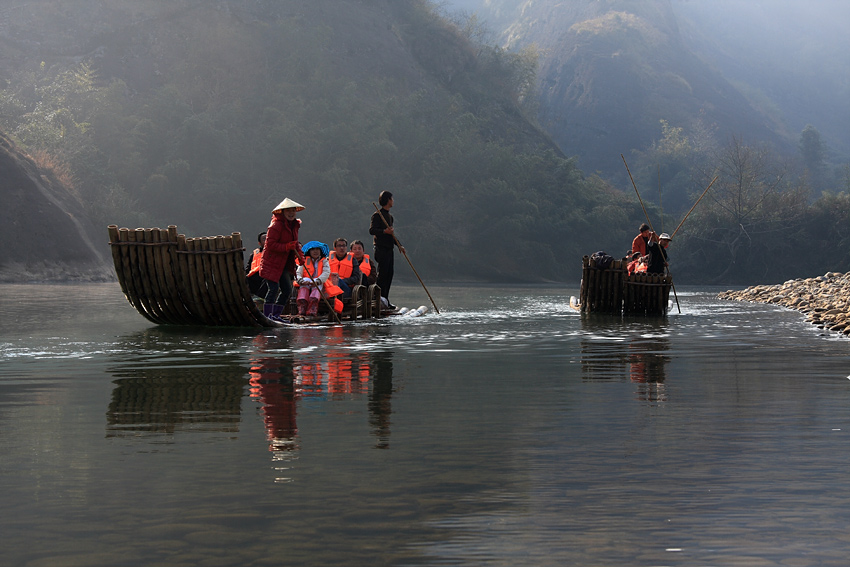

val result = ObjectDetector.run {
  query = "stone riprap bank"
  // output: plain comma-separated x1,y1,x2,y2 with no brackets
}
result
718,272,850,337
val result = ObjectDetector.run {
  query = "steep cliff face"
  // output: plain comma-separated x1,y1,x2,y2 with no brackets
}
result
505,0,784,174
0,132,112,282
446,0,788,177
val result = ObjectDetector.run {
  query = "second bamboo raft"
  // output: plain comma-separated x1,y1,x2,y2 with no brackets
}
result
580,255,672,315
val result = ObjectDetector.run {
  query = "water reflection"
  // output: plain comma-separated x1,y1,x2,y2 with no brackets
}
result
579,317,671,403
369,351,393,449
248,355,298,453
106,328,249,437
106,327,396,455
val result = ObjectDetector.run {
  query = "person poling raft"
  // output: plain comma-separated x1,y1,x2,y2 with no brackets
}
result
571,159,717,315
370,195,440,314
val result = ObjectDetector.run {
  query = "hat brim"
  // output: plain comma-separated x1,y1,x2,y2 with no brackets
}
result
272,198,305,212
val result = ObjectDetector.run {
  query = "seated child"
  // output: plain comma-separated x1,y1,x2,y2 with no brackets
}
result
295,241,343,316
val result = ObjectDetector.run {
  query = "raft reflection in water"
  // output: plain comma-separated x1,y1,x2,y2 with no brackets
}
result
106,330,395,455
580,335,670,402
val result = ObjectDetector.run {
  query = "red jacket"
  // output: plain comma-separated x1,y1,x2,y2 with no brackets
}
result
259,214,300,282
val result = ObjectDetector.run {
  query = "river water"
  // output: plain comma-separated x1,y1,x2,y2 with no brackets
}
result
2,283,850,566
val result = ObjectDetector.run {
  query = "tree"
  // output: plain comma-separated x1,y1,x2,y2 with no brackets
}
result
680,136,809,283
799,124,826,190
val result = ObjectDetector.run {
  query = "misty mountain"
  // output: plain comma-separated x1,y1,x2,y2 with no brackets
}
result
442,0,849,181
0,0,651,282
2,0,847,285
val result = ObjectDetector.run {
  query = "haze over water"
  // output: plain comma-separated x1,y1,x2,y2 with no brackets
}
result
2,283,850,566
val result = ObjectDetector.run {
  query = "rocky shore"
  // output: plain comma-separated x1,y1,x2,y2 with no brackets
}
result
718,272,850,337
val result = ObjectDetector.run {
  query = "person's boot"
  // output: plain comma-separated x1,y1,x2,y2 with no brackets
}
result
296,299,307,316
307,298,319,316
263,303,274,318
271,303,285,321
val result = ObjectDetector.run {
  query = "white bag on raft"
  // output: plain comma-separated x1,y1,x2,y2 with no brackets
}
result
406,305,429,317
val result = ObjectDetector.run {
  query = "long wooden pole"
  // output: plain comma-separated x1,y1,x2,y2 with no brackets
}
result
657,165,680,314
671,175,718,238
372,202,440,314
658,165,663,233
622,154,654,232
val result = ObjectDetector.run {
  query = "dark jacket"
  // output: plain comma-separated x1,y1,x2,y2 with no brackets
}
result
369,209,396,250
646,240,668,274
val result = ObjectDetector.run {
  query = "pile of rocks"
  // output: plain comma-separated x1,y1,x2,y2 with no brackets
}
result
718,272,850,337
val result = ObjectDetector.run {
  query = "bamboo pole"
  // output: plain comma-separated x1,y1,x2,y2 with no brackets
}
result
133,228,166,323
138,228,167,322
216,235,257,327
622,154,654,233
202,237,234,325
184,234,216,325
146,228,181,323
671,175,718,238
231,231,273,327
372,202,439,314
187,237,219,325
157,228,194,324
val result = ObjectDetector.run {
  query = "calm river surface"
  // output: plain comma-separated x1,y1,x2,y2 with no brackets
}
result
2,283,850,566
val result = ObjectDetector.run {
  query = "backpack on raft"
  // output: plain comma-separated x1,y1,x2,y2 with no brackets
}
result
590,251,614,269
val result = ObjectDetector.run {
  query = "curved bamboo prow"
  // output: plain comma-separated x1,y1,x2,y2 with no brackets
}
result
108,225,279,327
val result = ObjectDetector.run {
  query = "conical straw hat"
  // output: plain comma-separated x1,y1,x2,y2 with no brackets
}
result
272,198,305,212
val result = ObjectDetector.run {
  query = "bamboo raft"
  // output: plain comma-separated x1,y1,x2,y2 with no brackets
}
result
579,255,672,315
107,225,382,326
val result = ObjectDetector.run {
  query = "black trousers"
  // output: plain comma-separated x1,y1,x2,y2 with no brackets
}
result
374,246,394,299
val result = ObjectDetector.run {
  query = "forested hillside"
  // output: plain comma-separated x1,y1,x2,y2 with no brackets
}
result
0,0,649,282
1,0,848,285
442,0,850,284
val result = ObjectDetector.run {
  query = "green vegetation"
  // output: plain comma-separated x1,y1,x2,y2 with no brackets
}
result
2,0,847,284
630,120,850,284
0,0,649,282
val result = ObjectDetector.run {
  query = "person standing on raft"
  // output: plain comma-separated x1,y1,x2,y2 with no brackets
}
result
369,191,403,310
259,198,305,320
645,232,672,275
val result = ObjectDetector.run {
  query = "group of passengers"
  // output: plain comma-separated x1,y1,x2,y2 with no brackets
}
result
246,191,398,321
627,223,671,276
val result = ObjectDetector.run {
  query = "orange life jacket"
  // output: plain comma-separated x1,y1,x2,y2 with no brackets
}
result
627,259,648,275
247,248,263,277
301,259,344,311
358,254,372,276
329,252,355,279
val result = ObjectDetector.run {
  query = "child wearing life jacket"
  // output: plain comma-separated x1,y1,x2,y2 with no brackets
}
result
295,241,344,316
627,251,648,276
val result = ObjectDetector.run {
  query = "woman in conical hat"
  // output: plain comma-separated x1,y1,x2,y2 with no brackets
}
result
259,198,305,319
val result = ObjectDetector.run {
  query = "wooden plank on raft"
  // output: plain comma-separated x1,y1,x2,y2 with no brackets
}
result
196,237,227,325
230,232,274,327
156,228,194,324
115,228,145,317
185,237,219,325
145,228,180,324
108,225,130,299
216,235,257,327
580,256,589,312
130,228,166,323
174,234,216,325
208,236,242,326
219,235,252,326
